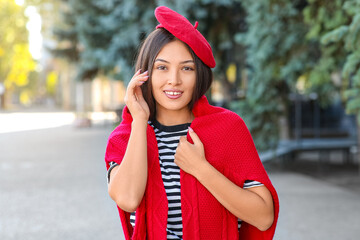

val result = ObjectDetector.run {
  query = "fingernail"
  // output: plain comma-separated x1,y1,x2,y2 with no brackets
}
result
188,127,194,132
139,81,145,84
143,70,148,74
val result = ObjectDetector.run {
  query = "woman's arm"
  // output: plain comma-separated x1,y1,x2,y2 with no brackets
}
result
174,128,274,231
195,162,274,231
108,120,148,212
108,70,150,212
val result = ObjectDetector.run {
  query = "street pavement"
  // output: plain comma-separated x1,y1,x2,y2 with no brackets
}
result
270,171,360,240
1,112,359,240
0,119,123,240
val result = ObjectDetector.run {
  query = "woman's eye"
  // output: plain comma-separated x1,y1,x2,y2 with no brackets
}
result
156,65,167,70
183,66,194,71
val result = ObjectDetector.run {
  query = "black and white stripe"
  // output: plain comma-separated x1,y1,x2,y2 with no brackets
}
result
244,180,263,188
151,120,190,239
107,120,263,238
107,161,119,183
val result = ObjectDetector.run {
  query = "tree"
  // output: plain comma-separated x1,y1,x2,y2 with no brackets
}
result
47,0,158,82
0,0,36,108
231,0,310,150
320,0,360,164
302,0,349,105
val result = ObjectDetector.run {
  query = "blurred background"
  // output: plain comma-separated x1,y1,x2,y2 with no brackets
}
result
0,0,359,239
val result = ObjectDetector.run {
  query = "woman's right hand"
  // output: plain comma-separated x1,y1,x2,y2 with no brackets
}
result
124,69,150,122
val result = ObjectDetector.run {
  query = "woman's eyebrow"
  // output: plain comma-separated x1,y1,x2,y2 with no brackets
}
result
181,60,195,64
154,58,169,63
154,59,194,64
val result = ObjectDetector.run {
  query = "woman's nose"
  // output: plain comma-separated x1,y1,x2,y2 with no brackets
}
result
167,69,181,85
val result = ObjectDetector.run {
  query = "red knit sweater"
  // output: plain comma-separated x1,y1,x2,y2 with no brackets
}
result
105,96,279,240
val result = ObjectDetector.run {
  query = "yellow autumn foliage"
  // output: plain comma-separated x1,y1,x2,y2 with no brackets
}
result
1,0,35,91
46,71,58,95
226,63,237,83
20,90,32,105
4,44,36,88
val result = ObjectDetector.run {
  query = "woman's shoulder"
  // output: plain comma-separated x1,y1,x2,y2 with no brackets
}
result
207,104,246,126
194,97,244,123
108,120,132,142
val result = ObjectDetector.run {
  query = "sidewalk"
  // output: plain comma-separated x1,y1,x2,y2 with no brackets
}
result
0,114,359,239
269,170,360,239
0,123,123,240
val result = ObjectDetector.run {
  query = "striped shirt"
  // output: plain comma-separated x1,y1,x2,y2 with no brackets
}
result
107,120,263,239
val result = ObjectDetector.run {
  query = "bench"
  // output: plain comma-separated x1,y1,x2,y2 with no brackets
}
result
260,137,358,164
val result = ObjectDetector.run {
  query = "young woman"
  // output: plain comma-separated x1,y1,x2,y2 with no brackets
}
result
105,6,279,240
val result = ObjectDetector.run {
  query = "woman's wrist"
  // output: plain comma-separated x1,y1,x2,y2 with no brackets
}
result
193,159,212,182
131,119,148,129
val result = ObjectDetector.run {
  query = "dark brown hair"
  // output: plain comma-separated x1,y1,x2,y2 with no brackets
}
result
135,28,213,121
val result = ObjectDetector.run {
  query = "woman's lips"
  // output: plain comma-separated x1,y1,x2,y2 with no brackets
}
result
164,90,183,99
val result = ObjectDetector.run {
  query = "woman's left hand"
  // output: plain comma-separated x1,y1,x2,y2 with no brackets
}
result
174,127,208,177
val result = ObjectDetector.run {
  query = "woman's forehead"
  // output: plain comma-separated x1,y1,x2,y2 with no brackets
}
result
155,40,194,63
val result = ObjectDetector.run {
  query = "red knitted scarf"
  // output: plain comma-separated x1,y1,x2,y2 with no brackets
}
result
105,96,279,240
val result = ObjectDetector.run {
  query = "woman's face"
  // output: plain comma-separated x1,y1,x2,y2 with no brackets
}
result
151,40,196,119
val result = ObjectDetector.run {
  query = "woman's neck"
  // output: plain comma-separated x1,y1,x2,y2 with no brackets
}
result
156,109,194,126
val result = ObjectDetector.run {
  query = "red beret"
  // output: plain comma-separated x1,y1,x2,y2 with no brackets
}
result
155,6,216,68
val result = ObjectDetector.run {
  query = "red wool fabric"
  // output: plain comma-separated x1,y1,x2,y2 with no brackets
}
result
155,6,216,68
105,96,279,240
